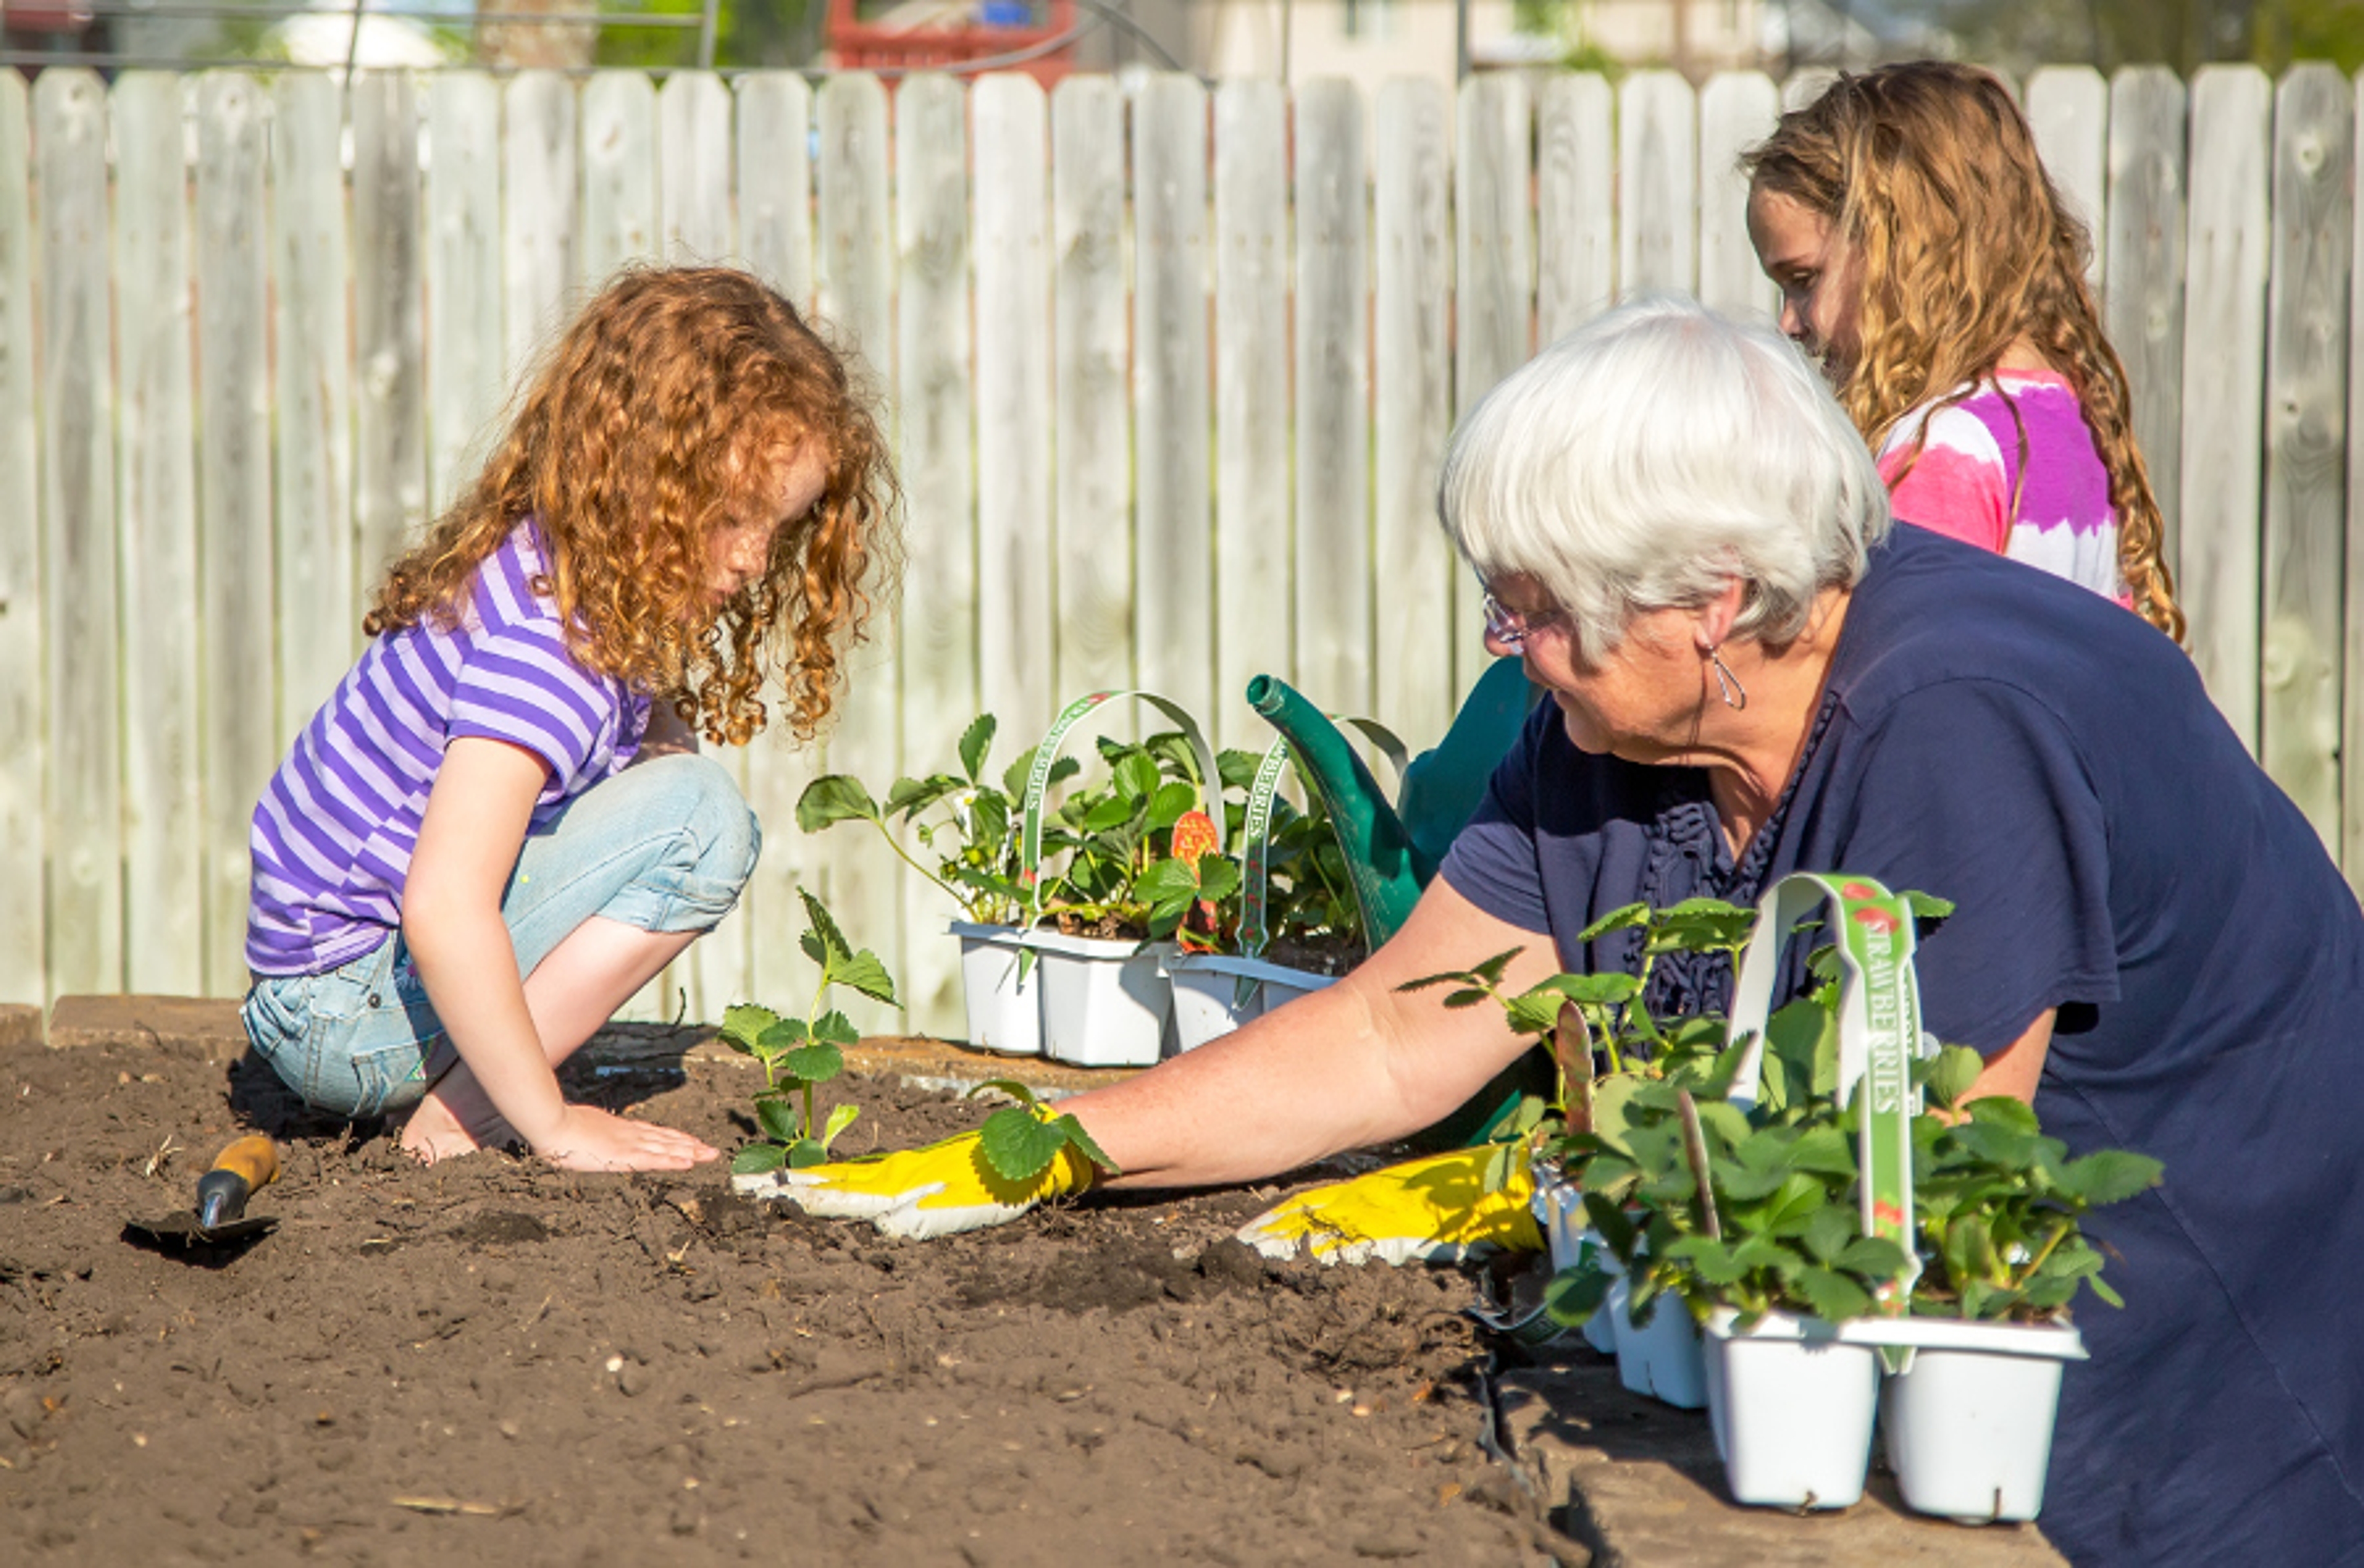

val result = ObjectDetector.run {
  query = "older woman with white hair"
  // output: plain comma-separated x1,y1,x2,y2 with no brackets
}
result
767,296,2364,1565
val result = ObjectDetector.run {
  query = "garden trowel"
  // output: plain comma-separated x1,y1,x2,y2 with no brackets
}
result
124,1133,281,1248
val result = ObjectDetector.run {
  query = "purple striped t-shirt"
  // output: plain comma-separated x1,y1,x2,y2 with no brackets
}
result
245,521,651,976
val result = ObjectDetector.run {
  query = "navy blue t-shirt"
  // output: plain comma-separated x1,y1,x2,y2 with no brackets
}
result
1442,525,2364,1566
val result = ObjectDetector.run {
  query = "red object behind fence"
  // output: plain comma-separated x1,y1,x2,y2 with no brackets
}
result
824,0,1078,87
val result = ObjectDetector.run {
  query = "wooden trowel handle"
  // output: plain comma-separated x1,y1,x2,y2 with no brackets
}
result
214,1135,279,1191
195,1135,280,1228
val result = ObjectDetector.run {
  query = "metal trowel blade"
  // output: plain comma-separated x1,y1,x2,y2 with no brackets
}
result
123,1212,279,1249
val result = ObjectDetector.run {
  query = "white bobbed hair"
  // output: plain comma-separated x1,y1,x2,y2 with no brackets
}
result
1439,294,1892,665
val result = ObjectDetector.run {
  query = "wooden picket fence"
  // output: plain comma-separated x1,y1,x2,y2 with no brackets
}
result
1,61,2355,1035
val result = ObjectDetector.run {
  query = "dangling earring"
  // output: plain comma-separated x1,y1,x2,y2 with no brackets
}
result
1709,646,1748,711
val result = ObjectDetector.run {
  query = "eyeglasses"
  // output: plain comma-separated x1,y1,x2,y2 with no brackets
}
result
1481,590,1568,652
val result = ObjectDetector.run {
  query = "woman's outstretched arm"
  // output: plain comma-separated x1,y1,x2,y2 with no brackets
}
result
1074,878,1567,1191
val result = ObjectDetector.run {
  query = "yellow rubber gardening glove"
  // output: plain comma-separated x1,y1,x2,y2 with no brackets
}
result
733,1129,1099,1240
1236,1143,1545,1266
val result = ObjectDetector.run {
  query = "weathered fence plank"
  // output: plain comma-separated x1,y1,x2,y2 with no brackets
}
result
271,71,356,739
194,71,276,999
659,66,749,1023
660,68,733,262
39,69,122,997
2028,65,2110,285
1295,79,1371,726
581,71,657,290
1134,74,1215,725
1698,71,1779,318
1536,72,1614,346
113,73,203,996
353,73,426,595
815,71,900,1031
503,71,579,381
428,73,507,525
1619,71,1698,297
2346,76,2364,887
733,68,819,1022
1455,72,1531,695
1,72,42,1003
1373,77,1455,749
898,71,979,1035
1050,76,1132,712
2257,65,2352,850
2105,67,2188,581
1213,78,1290,749
976,71,1051,754
2181,65,2274,749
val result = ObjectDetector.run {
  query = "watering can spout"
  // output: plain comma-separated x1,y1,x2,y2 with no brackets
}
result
1248,673,1433,946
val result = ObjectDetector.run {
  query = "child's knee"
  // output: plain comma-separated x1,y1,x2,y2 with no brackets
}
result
646,754,762,912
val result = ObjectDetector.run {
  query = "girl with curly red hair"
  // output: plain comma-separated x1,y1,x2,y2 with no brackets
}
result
241,266,898,1170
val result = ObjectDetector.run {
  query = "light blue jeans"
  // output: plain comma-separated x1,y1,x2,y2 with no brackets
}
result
241,753,760,1119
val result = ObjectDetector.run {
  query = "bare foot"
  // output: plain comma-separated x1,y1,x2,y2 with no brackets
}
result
396,1088,513,1165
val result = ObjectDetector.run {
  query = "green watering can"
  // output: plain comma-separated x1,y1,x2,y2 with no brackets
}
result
1247,657,1551,1149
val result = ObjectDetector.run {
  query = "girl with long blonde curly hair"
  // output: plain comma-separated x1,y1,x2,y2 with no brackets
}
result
1744,61,2184,641
243,265,898,1172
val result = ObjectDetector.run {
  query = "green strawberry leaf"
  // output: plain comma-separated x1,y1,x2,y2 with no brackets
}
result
1049,1113,1117,1173
979,1104,1065,1182
755,1097,802,1143
830,949,900,1007
794,774,882,832
799,888,854,964
720,1003,781,1052
959,713,998,782
783,1042,844,1084
2053,1149,2164,1207
731,1143,787,1175
808,1010,860,1048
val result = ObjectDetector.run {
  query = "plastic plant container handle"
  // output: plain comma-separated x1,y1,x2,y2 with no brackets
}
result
1722,872,1931,1312
1017,689,1224,928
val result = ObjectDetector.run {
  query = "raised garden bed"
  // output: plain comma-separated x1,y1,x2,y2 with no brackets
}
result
0,1008,1558,1564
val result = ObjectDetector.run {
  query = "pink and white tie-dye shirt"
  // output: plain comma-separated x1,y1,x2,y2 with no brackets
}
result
1876,368,2131,606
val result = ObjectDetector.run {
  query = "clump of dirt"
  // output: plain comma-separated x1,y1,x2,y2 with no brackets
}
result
0,1031,1569,1564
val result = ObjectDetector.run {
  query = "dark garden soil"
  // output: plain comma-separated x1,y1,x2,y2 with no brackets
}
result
0,1029,1578,1566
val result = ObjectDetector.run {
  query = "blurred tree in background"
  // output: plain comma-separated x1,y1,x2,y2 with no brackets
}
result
1932,0,2363,75
594,0,819,69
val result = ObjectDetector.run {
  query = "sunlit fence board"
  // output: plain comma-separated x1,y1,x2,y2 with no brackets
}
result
2181,65,2274,752
193,71,275,1000
1454,72,1531,697
2107,67,2189,577
899,71,981,1037
1050,76,1131,712
1133,74,1214,724
1213,78,1289,750
733,69,818,1016
2029,65,2110,286
1293,79,1371,727
814,72,900,1035
1373,78,1455,747
1,71,44,1003
113,73,202,997
2257,65,2353,850
37,68,121,998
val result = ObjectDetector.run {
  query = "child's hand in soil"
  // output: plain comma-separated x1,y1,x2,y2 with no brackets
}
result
537,1105,720,1172
734,1130,1095,1239
1235,1144,1543,1266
